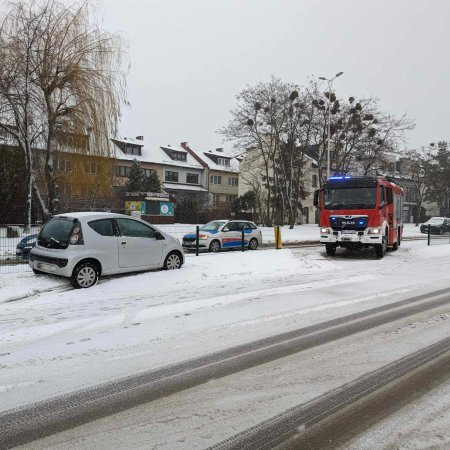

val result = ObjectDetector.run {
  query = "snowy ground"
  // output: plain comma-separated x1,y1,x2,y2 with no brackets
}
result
21,299,450,450
1,239,450,415
346,379,450,449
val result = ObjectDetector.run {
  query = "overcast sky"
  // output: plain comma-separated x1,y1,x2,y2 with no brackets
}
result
101,0,450,153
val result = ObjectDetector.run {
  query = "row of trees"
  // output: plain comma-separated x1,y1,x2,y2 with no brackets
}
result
221,77,414,227
0,0,128,225
407,141,450,224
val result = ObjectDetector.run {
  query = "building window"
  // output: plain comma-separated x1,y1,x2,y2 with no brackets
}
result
125,145,141,156
228,177,238,186
144,168,155,178
116,165,130,177
217,157,230,167
312,174,318,188
186,173,199,184
57,160,72,172
210,175,222,185
226,194,238,203
172,151,187,162
165,171,179,182
85,162,97,174
213,193,221,203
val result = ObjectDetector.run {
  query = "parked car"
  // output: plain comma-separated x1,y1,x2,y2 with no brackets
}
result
29,212,184,288
420,217,450,234
16,234,38,259
182,220,262,252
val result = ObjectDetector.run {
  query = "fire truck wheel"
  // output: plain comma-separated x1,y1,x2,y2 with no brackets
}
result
375,235,387,259
392,231,400,251
325,244,336,256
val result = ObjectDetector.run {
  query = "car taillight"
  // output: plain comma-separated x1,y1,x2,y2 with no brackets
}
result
69,221,84,245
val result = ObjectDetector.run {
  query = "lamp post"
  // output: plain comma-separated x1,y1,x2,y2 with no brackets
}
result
318,72,344,179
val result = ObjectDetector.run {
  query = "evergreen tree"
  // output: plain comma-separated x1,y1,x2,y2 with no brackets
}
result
426,142,450,216
125,159,162,193
125,159,144,192
142,169,161,192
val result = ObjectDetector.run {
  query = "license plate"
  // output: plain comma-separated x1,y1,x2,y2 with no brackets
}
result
342,230,356,234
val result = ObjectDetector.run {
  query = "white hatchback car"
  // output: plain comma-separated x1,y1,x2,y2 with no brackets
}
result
29,212,184,288
182,220,262,252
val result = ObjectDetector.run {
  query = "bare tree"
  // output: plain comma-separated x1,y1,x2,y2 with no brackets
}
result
0,0,129,220
223,78,414,227
0,2,47,226
401,148,433,225
221,78,311,227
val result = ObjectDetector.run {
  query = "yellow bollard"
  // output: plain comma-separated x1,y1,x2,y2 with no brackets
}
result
274,225,282,249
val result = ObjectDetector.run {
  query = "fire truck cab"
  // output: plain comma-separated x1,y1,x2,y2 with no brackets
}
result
313,176,404,259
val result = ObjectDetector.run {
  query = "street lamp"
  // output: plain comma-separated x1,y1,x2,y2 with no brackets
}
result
318,72,344,179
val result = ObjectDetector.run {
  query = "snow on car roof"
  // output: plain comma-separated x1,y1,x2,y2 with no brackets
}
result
55,212,129,221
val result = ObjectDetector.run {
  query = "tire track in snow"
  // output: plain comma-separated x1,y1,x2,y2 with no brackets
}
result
210,336,450,450
1,286,450,448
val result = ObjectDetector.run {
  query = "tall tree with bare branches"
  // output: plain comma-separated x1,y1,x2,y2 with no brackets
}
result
0,0,129,220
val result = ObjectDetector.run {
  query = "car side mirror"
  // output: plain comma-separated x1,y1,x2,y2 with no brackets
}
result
154,231,165,240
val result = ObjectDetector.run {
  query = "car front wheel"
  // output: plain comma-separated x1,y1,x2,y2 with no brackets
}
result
209,240,221,253
71,262,99,289
164,252,182,270
248,238,258,250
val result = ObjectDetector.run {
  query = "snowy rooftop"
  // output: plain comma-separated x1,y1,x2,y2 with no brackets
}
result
112,138,204,170
188,147,240,173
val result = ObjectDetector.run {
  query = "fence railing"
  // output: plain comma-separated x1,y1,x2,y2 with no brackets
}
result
427,224,450,245
0,225,41,274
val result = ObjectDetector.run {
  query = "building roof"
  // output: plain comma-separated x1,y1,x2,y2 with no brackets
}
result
112,138,204,170
112,137,144,147
187,147,240,173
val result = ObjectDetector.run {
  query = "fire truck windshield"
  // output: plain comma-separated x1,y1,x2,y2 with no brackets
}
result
324,187,377,210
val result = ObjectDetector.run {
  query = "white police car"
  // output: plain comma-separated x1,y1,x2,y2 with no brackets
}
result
182,220,262,252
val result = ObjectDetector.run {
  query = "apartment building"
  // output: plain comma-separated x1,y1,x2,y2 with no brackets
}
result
181,142,240,206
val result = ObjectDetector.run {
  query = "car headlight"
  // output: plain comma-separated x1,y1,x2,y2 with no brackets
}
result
198,234,209,240
367,228,381,235
321,228,331,234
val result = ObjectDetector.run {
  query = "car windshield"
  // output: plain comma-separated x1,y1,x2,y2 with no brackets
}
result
324,187,377,210
200,221,227,231
428,218,445,224
21,235,37,243
38,218,74,249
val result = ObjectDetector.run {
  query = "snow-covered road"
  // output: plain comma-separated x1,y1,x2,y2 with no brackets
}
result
1,239,450,415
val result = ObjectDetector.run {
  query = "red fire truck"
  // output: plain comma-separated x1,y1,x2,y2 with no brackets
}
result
313,176,404,258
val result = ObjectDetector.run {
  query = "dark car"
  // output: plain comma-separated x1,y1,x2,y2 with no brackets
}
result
420,217,450,234
16,234,38,259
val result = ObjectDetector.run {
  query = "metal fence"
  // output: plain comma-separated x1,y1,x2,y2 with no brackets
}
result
0,224,41,274
427,225,450,245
